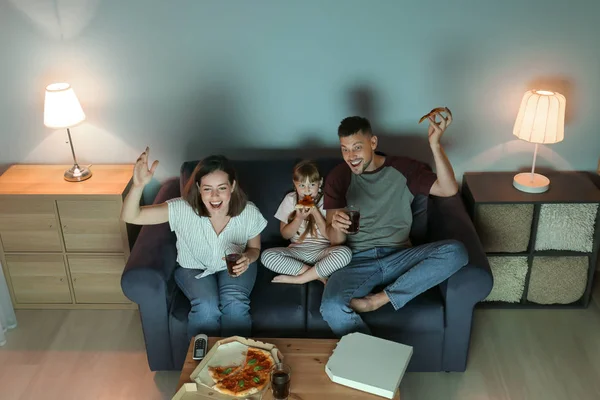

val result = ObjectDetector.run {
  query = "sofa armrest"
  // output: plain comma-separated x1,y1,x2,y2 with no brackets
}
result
121,178,180,370
427,194,493,371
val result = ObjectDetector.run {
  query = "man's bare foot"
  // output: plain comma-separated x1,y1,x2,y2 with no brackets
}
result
350,292,390,313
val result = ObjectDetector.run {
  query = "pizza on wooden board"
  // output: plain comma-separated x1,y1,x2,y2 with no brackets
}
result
211,347,276,397
295,195,315,209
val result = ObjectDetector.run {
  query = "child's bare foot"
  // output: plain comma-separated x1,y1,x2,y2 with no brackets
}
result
350,292,390,313
272,274,305,284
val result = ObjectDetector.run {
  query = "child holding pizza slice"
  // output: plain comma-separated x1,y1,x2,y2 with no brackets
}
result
261,160,352,284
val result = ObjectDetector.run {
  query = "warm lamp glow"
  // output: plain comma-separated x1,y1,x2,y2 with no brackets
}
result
513,89,566,144
43,83,86,129
511,89,567,194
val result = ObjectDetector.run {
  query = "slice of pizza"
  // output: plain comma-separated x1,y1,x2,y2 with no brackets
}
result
295,195,315,209
207,364,243,383
244,347,275,377
418,106,453,123
213,369,268,397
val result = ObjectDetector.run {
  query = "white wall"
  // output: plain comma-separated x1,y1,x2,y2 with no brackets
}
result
1,0,598,198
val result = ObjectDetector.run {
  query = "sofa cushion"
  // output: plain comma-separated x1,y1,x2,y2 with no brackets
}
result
168,266,307,344
251,265,307,337
306,282,444,336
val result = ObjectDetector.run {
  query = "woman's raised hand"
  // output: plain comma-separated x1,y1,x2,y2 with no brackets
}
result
133,147,159,188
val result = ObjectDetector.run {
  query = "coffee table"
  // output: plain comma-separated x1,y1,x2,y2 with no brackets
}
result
176,337,400,399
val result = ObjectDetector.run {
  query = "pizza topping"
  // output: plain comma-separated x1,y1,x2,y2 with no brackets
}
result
296,195,315,209
222,367,232,374
248,359,257,365
254,366,263,372
238,380,245,388
253,377,260,383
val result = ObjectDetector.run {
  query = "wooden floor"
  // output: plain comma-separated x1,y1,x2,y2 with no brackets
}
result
2,287,600,400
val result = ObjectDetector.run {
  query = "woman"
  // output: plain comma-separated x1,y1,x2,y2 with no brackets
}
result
121,147,267,339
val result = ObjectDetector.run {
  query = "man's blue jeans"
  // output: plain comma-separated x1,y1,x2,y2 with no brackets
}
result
174,263,257,339
320,240,468,337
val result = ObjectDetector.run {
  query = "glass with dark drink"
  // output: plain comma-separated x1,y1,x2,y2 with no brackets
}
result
345,205,360,235
271,363,291,400
224,251,242,277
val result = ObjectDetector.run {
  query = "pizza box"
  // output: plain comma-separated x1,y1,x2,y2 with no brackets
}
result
325,332,412,399
188,336,282,399
172,383,211,400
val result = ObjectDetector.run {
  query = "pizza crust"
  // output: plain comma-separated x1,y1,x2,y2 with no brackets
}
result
212,383,260,397
419,106,452,124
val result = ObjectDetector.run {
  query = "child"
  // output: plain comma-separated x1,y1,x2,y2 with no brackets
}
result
261,160,352,284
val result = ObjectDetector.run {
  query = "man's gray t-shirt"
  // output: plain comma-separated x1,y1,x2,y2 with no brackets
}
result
323,156,437,252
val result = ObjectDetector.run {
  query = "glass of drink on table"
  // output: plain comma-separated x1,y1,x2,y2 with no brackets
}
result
271,363,292,400
224,249,242,277
345,205,360,235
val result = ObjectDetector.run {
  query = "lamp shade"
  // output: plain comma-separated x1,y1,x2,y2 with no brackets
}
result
43,83,86,129
513,89,566,144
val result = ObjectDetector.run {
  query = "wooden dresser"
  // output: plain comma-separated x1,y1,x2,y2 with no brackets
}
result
0,164,136,309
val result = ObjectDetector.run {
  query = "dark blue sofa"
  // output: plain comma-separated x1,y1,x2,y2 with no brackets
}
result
121,157,493,372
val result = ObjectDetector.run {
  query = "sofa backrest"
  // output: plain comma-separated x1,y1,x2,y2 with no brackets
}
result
180,157,429,246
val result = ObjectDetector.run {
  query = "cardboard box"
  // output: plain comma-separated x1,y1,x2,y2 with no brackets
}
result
185,336,282,399
172,383,210,400
325,332,412,399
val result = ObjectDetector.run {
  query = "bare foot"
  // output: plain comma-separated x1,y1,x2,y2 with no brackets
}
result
350,292,390,313
298,265,310,274
272,274,305,284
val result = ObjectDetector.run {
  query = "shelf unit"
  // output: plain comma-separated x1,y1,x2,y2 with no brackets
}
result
462,171,600,308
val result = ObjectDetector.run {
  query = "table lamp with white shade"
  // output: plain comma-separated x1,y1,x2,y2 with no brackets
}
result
43,82,92,182
512,89,566,193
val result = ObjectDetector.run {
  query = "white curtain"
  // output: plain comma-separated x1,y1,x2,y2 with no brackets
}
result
0,261,17,346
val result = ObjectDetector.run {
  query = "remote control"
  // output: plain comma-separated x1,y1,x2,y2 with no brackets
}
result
193,334,208,361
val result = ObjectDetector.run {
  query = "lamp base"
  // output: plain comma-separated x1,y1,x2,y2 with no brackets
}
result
64,164,92,182
513,172,549,193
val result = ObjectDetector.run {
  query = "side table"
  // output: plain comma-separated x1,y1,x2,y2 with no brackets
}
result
462,171,600,307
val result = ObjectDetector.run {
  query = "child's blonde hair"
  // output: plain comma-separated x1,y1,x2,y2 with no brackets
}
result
289,160,323,242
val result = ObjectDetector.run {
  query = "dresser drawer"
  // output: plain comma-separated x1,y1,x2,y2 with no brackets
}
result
68,255,130,304
57,200,123,252
0,198,62,252
5,254,72,304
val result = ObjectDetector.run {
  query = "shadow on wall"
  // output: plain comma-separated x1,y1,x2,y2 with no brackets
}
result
181,84,249,162
0,164,9,176
528,77,575,124
345,84,444,166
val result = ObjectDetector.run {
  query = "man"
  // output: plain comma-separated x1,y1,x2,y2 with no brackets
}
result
321,112,468,336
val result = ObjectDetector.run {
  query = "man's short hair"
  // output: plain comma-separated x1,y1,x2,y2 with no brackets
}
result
338,116,372,137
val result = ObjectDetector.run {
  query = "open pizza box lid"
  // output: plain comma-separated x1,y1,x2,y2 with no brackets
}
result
183,336,282,399
325,332,412,399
